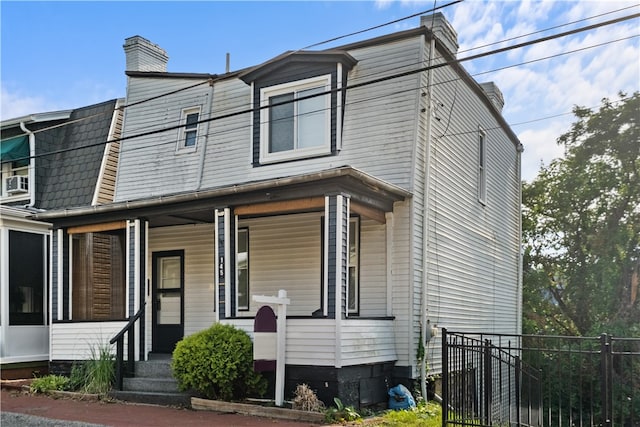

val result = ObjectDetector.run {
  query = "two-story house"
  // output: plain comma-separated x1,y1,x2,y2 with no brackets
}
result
0,100,123,378
35,13,522,406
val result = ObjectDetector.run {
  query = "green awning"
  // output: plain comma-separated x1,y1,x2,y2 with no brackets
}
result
1,135,29,166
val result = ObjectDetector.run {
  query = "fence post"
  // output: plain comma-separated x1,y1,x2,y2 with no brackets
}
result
442,328,448,427
600,334,612,427
484,339,492,425
515,355,521,426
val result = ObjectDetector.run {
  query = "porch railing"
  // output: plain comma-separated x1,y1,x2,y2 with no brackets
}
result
110,302,146,390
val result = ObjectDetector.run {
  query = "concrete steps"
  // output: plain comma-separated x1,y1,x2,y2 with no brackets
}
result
109,356,191,407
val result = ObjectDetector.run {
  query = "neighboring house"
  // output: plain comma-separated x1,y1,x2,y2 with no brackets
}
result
0,100,123,378
35,13,522,406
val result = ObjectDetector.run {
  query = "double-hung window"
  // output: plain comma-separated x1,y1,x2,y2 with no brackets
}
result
260,75,331,163
178,107,200,150
477,127,487,204
347,217,360,315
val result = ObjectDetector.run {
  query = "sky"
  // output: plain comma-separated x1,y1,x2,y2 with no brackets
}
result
1,1,639,182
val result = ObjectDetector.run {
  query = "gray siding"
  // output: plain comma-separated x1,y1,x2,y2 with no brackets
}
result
115,79,212,200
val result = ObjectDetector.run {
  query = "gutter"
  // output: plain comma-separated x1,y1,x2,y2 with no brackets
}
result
19,121,36,208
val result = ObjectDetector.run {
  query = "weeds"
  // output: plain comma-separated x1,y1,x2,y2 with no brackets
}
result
29,375,70,393
325,397,361,423
291,383,325,412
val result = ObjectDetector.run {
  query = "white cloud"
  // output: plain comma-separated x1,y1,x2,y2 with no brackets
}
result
0,85,54,121
518,122,568,181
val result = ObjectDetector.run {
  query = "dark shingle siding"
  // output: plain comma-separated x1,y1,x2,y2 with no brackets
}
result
39,99,117,210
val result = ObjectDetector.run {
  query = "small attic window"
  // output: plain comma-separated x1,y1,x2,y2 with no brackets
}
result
177,107,201,151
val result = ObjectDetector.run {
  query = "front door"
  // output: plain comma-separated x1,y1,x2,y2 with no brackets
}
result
152,251,184,353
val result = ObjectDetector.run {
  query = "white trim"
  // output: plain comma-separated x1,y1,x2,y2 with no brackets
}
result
56,229,63,321
49,229,54,359
224,208,231,319
92,99,122,205
385,212,394,317
336,63,343,151
126,221,132,318
334,195,344,368
259,74,332,164
67,233,73,320
214,211,220,322
323,197,330,317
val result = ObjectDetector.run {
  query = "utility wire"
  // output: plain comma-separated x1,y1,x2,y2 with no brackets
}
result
3,4,635,139
299,0,464,50
2,12,639,165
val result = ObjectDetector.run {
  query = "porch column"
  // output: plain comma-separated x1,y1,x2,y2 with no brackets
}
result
324,194,350,320
126,219,147,360
215,208,235,319
51,228,70,321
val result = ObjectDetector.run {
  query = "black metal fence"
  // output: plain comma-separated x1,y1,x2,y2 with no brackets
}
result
441,329,640,426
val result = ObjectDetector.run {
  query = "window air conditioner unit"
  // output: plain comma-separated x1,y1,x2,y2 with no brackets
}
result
6,175,29,194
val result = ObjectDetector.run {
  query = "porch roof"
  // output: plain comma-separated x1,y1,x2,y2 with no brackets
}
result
33,166,411,228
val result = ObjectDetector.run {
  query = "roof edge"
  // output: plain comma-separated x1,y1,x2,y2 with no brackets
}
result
33,166,411,221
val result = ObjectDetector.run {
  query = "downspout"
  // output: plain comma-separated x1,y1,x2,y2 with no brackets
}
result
19,121,36,208
420,31,436,401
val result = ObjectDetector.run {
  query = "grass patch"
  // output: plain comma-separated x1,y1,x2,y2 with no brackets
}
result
369,401,442,427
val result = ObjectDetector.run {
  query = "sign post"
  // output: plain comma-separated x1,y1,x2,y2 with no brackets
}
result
253,289,290,407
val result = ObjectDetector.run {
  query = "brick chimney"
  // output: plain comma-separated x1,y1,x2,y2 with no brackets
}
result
123,36,169,72
479,82,505,112
421,13,459,58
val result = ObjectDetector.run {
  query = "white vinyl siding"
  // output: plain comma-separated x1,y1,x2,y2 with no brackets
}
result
147,224,216,346
50,321,126,360
238,213,321,317
114,78,212,200
417,43,521,374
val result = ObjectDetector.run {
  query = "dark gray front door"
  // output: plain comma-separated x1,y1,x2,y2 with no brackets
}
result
152,251,184,353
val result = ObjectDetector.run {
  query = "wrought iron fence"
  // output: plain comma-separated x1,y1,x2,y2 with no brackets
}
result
441,329,639,426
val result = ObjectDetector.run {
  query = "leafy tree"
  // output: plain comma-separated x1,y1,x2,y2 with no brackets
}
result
522,92,639,336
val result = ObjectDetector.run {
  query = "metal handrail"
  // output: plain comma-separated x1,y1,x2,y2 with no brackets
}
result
110,302,146,390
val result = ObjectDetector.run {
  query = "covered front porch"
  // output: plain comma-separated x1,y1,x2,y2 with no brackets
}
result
40,167,411,405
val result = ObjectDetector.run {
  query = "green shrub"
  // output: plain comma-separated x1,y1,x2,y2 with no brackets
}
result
171,323,266,401
30,375,70,394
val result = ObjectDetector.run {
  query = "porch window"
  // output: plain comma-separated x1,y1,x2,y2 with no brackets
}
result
8,231,45,325
260,75,331,163
348,217,360,314
236,228,250,311
71,230,126,320
321,216,360,315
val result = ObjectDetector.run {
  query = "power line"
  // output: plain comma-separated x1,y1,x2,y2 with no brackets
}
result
2,11,639,166
3,4,635,139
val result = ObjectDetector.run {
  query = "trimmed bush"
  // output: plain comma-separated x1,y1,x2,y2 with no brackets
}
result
172,323,266,401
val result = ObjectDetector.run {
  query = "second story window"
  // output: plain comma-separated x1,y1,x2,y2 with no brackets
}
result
478,127,487,205
260,75,331,163
178,107,200,150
